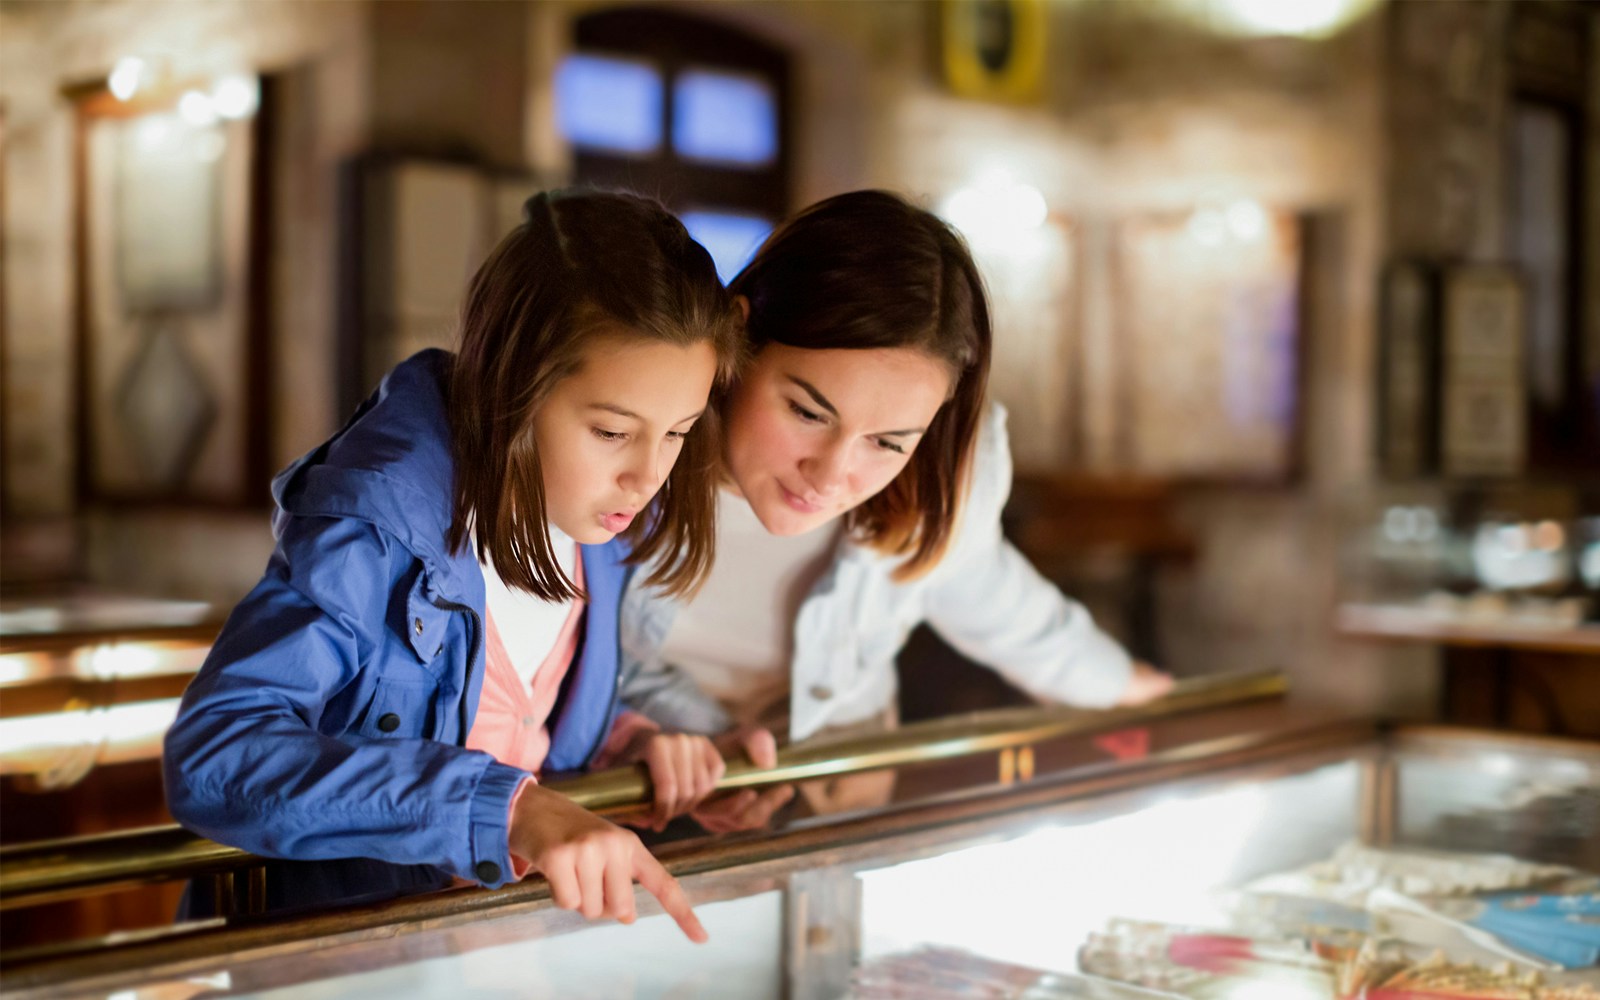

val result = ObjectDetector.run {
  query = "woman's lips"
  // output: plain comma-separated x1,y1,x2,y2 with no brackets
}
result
779,482,823,514
599,511,635,533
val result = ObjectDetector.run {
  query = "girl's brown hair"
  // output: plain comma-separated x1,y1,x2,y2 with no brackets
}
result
448,189,741,601
729,190,992,581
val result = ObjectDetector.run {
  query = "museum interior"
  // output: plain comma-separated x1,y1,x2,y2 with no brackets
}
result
0,1,1597,997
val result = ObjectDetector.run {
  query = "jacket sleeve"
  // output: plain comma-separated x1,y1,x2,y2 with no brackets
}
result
921,404,1134,708
163,516,528,887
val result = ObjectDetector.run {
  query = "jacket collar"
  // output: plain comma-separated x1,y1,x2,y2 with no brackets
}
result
271,350,478,601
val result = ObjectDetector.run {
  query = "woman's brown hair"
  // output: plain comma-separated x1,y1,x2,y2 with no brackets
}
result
448,189,742,601
729,190,992,581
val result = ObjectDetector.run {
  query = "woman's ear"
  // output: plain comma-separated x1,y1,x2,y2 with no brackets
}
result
734,294,751,325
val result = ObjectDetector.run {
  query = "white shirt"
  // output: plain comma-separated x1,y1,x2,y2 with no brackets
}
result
477,525,579,688
658,489,837,721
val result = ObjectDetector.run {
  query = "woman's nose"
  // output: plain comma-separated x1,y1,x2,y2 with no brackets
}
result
802,440,850,496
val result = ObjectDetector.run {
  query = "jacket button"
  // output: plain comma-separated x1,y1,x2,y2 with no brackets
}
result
413,617,424,636
809,684,833,701
377,713,401,733
475,860,502,883
434,644,444,657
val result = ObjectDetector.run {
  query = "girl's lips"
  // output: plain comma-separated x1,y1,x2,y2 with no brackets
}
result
779,482,823,514
599,511,635,533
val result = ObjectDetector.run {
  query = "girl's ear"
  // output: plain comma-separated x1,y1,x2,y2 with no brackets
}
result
734,294,751,325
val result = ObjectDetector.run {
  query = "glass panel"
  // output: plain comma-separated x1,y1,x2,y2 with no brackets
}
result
225,891,786,999
555,54,663,155
672,69,778,166
679,211,773,284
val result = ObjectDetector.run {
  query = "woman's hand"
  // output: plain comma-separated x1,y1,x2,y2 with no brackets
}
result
692,725,794,833
1115,661,1175,706
632,732,727,832
509,782,707,942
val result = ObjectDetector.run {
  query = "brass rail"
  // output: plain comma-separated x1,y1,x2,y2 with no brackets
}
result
0,669,1284,911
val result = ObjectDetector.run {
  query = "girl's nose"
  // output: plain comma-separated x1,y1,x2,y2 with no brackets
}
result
619,443,664,498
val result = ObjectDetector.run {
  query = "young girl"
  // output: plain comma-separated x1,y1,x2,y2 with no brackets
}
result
164,190,742,939
620,191,1174,830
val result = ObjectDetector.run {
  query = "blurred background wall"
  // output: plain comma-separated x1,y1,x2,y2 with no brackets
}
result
1,0,1595,731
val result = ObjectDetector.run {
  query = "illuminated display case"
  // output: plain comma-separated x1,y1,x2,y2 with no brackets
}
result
5,718,1596,999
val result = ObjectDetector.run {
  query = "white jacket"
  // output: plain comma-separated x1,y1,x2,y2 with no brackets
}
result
618,403,1135,742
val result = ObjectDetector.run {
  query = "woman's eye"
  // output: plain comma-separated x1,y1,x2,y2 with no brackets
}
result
787,400,825,424
591,428,626,442
874,438,907,455
665,430,688,443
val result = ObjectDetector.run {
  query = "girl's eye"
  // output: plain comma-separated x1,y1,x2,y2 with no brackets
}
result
591,428,627,442
665,430,688,443
874,438,907,455
787,400,825,424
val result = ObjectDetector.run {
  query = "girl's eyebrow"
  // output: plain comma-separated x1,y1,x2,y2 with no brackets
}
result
587,402,704,425
784,376,926,437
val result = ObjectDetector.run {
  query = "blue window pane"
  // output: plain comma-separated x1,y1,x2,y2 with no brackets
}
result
556,54,662,154
680,211,773,284
673,69,777,166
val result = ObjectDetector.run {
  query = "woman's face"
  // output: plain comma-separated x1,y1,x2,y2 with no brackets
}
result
724,343,953,537
533,332,717,544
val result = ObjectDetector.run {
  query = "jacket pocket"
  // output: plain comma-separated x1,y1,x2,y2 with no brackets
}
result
356,676,437,740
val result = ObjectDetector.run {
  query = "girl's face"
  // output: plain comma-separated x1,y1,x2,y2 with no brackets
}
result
724,343,952,537
532,332,718,544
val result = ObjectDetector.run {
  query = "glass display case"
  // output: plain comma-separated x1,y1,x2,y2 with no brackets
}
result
4,719,1596,999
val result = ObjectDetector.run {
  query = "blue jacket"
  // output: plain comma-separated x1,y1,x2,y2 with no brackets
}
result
164,350,629,898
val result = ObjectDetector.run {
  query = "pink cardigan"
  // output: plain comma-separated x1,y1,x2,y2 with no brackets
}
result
466,551,658,876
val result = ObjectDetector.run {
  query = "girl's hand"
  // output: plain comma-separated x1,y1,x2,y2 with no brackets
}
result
1115,662,1175,706
635,732,726,831
691,725,793,834
509,782,707,942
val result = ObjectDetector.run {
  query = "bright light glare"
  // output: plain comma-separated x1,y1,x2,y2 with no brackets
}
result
1226,199,1268,240
940,169,1048,248
211,74,260,119
135,115,175,151
1210,0,1365,37
100,699,181,756
1221,979,1328,1000
109,57,146,101
178,90,217,127
1479,753,1519,778
0,699,180,774
0,653,45,685
858,784,1268,972
1187,206,1229,246
86,642,162,680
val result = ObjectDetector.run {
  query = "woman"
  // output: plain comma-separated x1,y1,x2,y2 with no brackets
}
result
619,191,1172,826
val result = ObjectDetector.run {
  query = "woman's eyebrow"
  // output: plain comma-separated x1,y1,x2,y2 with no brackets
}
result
786,376,926,436
785,376,838,417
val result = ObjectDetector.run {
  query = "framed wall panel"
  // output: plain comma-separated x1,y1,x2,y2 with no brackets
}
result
70,79,273,507
1110,207,1305,483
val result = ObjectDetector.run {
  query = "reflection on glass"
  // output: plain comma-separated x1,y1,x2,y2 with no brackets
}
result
555,54,663,154
673,68,778,166
680,210,772,283
1471,520,1569,592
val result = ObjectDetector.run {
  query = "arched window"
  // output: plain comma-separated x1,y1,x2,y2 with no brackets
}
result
556,8,790,281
